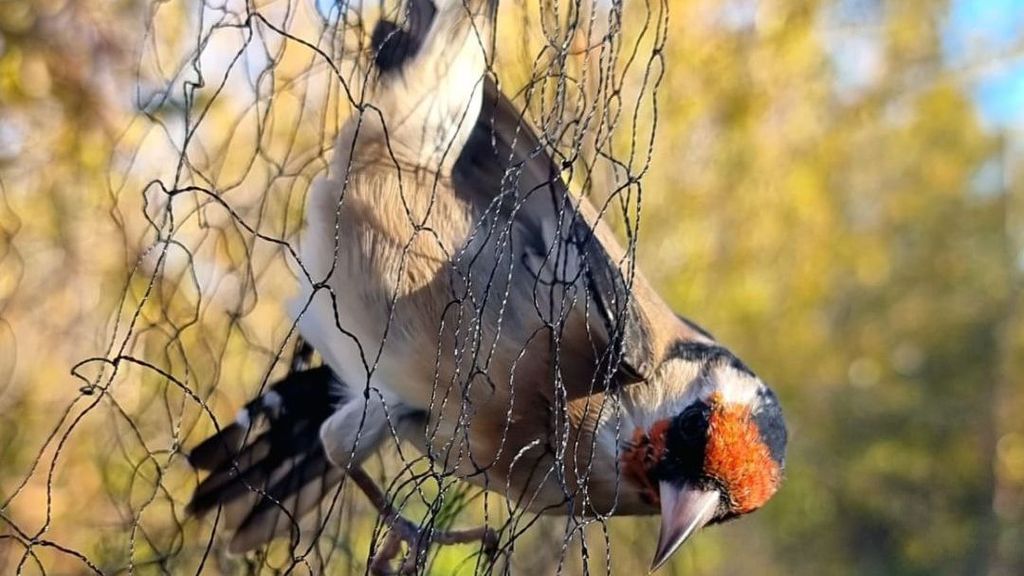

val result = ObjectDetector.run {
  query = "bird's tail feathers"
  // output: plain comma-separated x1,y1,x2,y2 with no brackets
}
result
365,0,497,169
187,366,347,553
372,0,495,74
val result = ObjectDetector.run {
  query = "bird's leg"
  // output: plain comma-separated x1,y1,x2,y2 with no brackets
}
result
347,466,498,575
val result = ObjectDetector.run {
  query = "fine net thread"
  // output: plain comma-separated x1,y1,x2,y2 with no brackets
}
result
0,0,666,573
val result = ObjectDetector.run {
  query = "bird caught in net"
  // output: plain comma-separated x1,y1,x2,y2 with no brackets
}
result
184,0,788,573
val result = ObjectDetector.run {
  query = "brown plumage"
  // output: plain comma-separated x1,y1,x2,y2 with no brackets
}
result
187,0,788,570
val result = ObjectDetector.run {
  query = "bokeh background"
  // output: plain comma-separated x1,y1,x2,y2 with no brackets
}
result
1,0,1023,574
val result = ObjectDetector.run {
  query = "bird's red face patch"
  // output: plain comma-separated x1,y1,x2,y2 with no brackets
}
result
703,394,781,513
623,419,670,506
622,394,781,514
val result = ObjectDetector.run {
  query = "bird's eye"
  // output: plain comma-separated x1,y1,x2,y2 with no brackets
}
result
675,403,709,444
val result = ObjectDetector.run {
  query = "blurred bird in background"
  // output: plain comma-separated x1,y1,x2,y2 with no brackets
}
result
187,0,788,571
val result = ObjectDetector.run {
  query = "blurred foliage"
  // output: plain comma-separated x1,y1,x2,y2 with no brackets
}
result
1,0,1023,575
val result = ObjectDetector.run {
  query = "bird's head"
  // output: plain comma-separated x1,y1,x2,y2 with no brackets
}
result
618,339,787,571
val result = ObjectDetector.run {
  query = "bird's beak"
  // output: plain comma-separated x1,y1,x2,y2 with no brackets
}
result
650,481,721,572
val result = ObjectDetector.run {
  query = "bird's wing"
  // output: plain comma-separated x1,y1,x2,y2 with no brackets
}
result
451,78,680,392
187,366,346,553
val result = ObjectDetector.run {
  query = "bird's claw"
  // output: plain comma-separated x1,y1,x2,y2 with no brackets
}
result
368,515,498,575
347,466,497,574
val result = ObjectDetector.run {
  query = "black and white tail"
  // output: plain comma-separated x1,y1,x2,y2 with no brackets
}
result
344,0,497,172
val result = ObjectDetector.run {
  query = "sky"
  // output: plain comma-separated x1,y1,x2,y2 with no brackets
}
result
308,0,1024,131
944,0,1024,129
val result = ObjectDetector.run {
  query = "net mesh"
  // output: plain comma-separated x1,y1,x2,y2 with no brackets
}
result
1,0,666,573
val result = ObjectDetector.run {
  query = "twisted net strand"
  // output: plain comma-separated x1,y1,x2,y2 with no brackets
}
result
0,0,666,573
